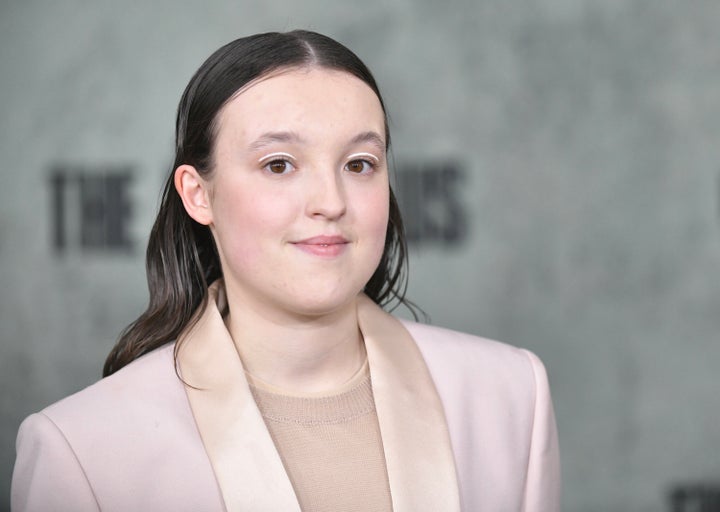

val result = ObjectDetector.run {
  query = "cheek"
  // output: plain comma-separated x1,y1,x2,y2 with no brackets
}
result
210,188,293,261
361,187,391,251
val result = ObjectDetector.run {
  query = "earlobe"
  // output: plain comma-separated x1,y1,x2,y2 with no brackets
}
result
174,165,213,226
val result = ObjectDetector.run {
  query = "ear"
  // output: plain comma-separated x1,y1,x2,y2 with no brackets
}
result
174,164,213,226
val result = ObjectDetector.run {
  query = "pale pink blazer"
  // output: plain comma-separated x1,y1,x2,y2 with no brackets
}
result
12,285,560,511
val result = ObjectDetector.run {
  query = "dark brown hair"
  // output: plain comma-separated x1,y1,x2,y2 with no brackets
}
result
103,30,412,377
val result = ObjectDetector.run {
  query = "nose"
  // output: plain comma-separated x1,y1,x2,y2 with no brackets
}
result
305,168,347,220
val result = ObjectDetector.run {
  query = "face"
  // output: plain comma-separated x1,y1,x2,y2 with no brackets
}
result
185,67,390,318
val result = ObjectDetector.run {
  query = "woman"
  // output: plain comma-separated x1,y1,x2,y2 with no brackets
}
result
12,31,560,511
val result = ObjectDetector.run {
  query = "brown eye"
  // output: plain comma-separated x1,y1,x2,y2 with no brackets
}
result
266,159,293,174
345,159,372,174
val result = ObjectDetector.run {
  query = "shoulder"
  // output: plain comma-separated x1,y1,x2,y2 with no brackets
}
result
24,343,192,451
400,319,544,384
400,319,523,356
42,343,182,425
12,343,217,510
398,319,552,422
399,321,560,510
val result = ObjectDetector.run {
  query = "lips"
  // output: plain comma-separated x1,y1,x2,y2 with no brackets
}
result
291,235,350,257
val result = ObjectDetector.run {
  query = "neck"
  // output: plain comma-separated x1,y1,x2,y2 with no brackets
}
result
224,292,365,395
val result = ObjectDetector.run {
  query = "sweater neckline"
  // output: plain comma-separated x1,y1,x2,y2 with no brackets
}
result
247,359,374,425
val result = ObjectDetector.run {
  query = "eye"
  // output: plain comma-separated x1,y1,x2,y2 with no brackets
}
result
264,158,295,175
345,159,375,174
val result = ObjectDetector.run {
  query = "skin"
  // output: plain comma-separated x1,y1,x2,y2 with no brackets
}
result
175,67,390,393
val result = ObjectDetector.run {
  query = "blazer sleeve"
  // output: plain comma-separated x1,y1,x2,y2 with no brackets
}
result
521,349,562,512
11,412,100,512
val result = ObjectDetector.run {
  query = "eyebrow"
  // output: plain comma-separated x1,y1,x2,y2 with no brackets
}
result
248,131,303,152
247,130,386,153
350,131,386,152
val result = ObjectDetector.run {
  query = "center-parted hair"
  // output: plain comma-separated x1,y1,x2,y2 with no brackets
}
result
103,30,411,377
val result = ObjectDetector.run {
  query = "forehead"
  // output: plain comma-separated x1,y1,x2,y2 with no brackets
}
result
215,67,386,145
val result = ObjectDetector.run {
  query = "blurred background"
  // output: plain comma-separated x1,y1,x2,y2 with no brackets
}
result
1,1,719,510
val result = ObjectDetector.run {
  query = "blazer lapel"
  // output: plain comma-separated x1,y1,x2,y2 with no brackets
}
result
176,282,460,512
358,295,461,512
176,283,301,512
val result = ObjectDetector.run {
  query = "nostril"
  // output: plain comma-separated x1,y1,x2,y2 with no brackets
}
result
306,178,347,219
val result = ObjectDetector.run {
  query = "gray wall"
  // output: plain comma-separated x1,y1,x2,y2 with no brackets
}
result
2,1,719,510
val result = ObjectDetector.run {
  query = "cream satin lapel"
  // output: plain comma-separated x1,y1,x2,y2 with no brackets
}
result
358,295,461,512
177,284,301,512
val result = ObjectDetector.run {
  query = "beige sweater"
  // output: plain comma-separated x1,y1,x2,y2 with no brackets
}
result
248,360,393,512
